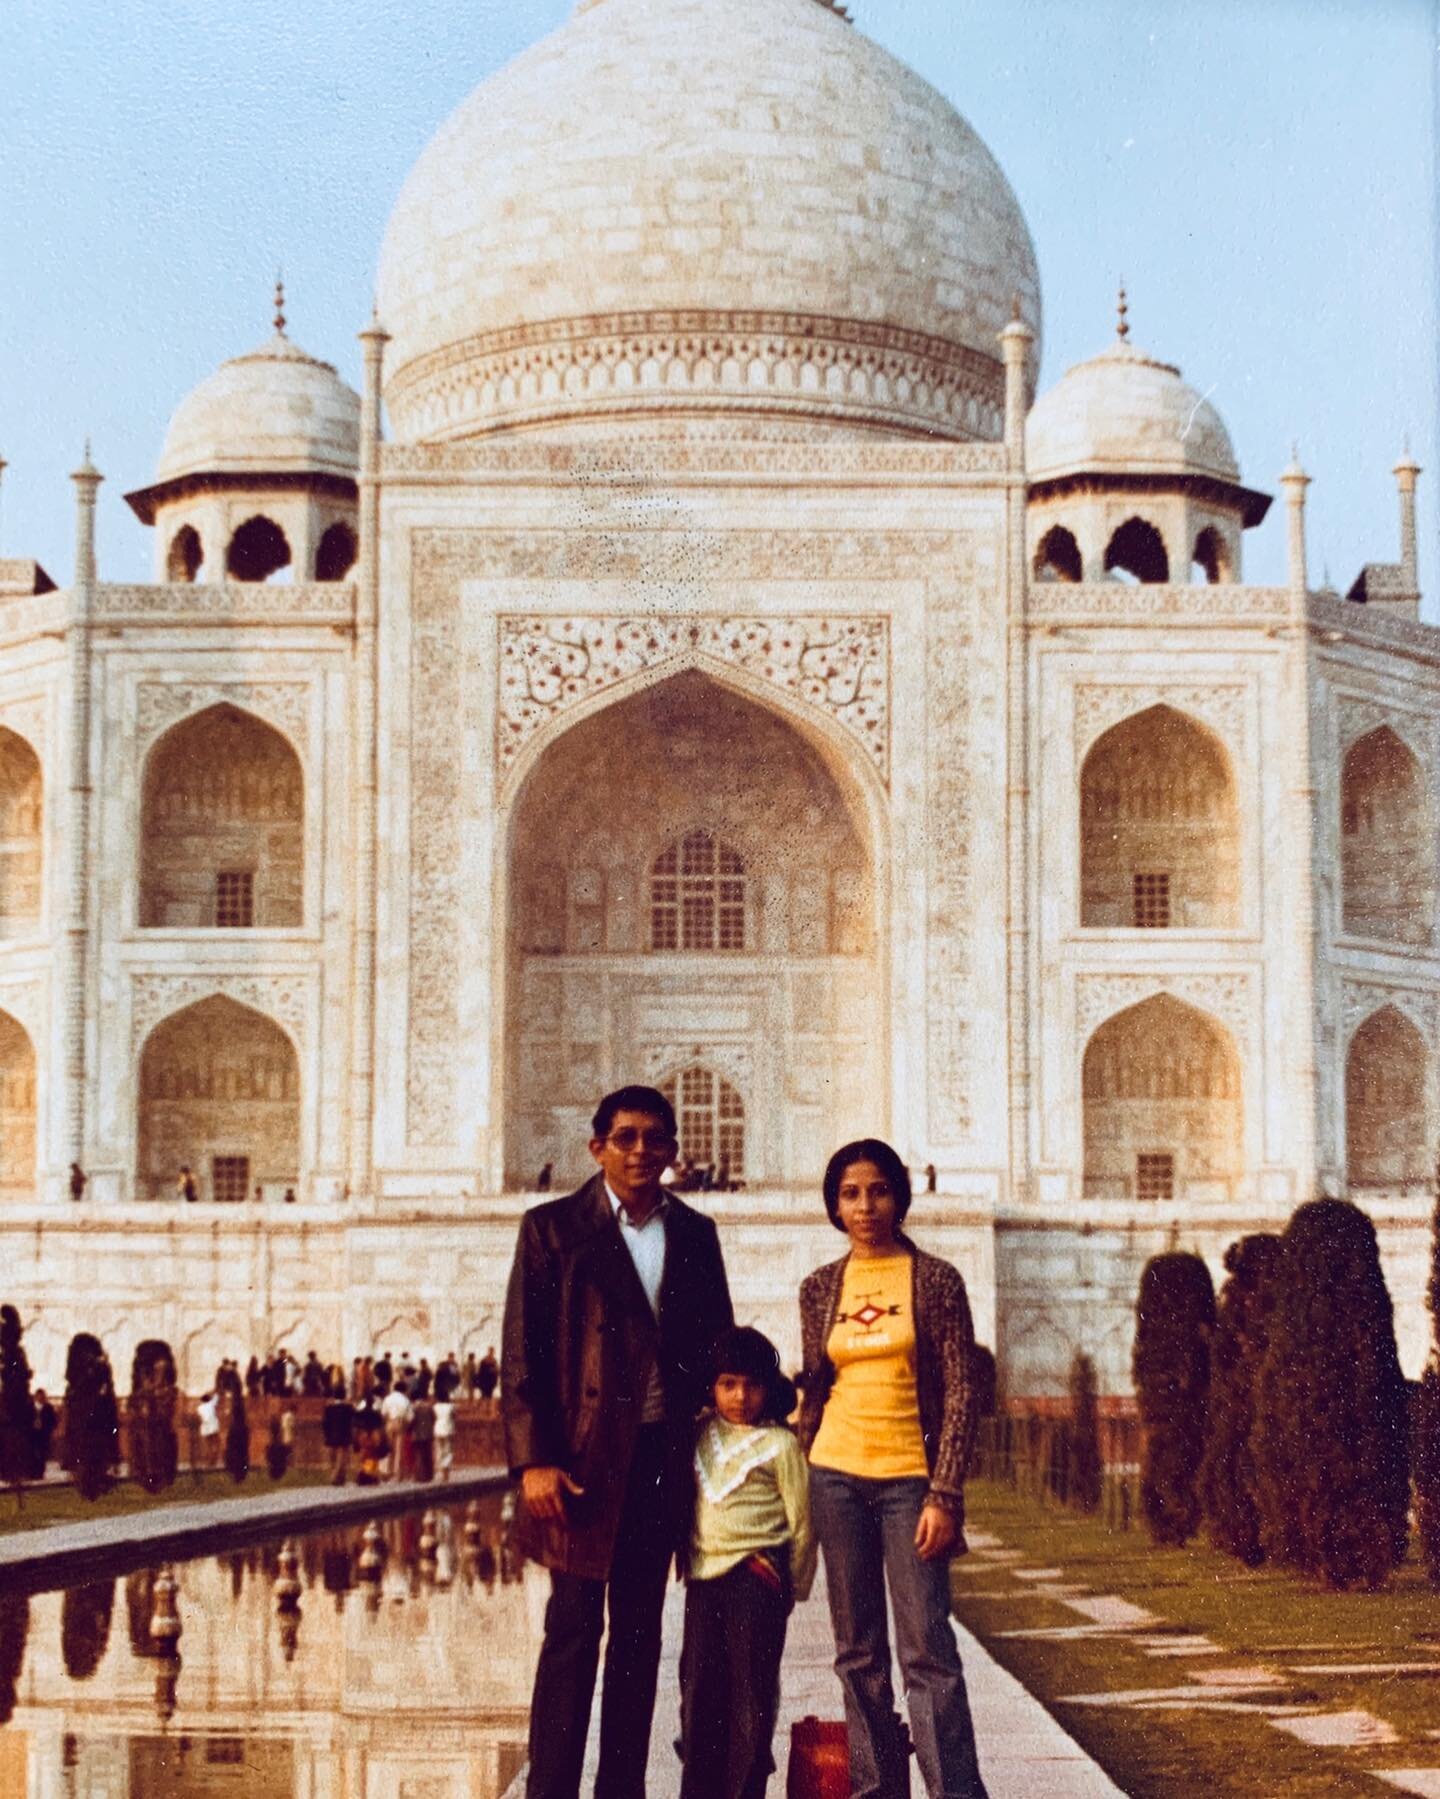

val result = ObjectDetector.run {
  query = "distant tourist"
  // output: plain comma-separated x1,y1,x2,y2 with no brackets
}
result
31,1388,57,1474
434,1394,456,1483
323,1376,353,1485
353,1398,383,1486
177,1165,199,1203
380,1382,412,1481
926,1162,938,1194
68,1163,86,1203
411,1394,436,1482
477,1346,500,1411
537,1161,554,1192
196,1391,221,1468
283,1186,297,1204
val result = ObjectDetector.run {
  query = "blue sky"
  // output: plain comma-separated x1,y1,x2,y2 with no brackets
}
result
0,0,1434,597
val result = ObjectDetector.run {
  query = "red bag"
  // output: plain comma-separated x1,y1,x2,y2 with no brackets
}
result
786,1717,848,1799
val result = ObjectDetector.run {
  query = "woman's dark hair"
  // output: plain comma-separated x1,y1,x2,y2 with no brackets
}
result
591,1085,678,1142
709,1326,797,1425
822,1138,912,1233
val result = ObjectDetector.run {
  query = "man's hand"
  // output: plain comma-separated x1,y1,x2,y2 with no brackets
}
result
521,1465,584,1522
913,1502,962,1562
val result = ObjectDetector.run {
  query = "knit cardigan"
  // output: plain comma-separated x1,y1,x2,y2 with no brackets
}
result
797,1236,979,1524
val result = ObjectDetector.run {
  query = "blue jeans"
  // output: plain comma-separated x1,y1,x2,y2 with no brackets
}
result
810,1468,988,1799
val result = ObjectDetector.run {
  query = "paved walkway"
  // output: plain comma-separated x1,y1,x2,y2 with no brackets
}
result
567,1557,1125,1798
0,1467,508,1590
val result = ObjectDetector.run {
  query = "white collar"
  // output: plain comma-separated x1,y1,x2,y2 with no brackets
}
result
606,1181,668,1229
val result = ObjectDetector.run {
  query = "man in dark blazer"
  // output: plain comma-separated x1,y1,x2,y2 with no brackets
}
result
503,1085,734,1799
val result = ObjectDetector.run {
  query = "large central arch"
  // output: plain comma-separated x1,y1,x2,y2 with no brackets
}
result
500,664,886,1190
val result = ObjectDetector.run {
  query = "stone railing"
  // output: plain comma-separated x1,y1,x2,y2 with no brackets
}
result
1029,583,1290,625
91,582,356,623
1309,588,1440,658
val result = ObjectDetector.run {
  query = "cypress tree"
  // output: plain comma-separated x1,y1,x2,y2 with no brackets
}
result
1132,1252,1215,1546
0,1303,35,1503
1199,1233,1283,1565
62,1332,120,1500
0,1593,27,1727
128,1340,179,1495
1252,1198,1410,1590
1067,1351,1104,1513
61,1579,114,1681
1415,1183,1440,1587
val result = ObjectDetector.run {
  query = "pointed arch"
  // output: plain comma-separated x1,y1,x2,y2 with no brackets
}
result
1080,705,1239,927
315,521,357,582
500,665,886,1189
1083,994,1242,1201
0,726,43,935
166,525,204,584
1104,516,1169,584
1033,524,1082,584
1346,1004,1429,1189
0,1007,37,1194
137,995,299,1202
1341,726,1433,944
1191,525,1229,585
140,704,304,928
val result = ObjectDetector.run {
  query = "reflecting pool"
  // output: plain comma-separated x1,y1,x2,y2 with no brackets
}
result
0,1497,544,1797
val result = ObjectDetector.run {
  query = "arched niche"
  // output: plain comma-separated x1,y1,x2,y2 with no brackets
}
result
0,1009,37,1194
1104,516,1169,584
226,515,292,584
1080,705,1239,928
1083,994,1242,1202
1033,524,1082,584
1341,726,1433,945
166,525,204,584
1192,525,1230,585
139,705,304,929
503,667,881,1189
136,996,300,1202
315,521,357,582
0,728,43,935
1346,1005,1429,1190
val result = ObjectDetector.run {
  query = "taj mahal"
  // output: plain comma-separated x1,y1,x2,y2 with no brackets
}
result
0,0,1432,1399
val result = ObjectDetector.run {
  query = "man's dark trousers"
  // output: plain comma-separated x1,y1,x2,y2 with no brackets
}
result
527,1425,674,1799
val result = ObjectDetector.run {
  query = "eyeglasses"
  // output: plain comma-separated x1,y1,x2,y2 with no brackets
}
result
604,1130,676,1152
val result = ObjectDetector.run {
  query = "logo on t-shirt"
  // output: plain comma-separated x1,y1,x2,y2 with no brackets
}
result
839,1291,902,1333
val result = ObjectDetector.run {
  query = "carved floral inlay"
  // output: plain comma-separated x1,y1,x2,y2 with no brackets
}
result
136,681,312,752
130,973,311,1050
1076,972,1254,1048
498,615,888,782
1074,683,1247,757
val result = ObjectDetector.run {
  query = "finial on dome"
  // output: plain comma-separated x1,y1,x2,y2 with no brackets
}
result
813,0,854,18
273,273,286,336
1116,280,1130,342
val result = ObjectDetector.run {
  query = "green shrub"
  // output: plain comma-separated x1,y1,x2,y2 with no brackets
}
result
1199,1233,1283,1565
62,1332,120,1501
1132,1252,1215,1546
1252,1198,1409,1590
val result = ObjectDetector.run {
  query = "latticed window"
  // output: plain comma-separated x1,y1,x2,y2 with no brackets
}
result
659,1067,746,1180
650,832,745,951
211,1155,250,1204
1132,872,1171,929
215,869,255,928
1135,1152,1175,1202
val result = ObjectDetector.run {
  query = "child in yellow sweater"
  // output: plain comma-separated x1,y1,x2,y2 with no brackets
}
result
679,1326,814,1799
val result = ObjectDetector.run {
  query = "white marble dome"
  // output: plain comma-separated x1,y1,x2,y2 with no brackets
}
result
375,0,1042,443
155,331,360,484
1027,337,1239,485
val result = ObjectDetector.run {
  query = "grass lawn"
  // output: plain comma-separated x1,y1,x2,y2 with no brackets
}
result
954,1479,1440,1799
0,1467,332,1534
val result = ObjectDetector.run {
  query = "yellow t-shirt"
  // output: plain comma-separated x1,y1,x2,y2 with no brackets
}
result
808,1253,929,1480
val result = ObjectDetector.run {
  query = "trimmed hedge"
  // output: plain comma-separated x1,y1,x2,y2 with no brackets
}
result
62,1332,121,1501
1200,1233,1283,1566
1133,1252,1215,1546
1252,1198,1409,1590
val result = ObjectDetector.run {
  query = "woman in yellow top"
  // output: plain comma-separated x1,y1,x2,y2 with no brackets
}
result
798,1139,988,1799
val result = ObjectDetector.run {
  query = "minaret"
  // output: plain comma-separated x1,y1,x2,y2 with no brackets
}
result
349,313,389,1197
1280,446,1311,603
1394,444,1421,593
66,446,102,1186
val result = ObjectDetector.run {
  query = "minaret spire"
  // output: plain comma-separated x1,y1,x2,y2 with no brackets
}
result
273,272,287,336
1116,279,1130,342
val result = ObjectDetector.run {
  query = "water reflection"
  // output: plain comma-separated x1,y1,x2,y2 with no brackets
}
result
0,1496,538,1797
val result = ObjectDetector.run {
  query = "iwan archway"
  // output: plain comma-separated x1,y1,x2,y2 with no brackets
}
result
501,666,885,1190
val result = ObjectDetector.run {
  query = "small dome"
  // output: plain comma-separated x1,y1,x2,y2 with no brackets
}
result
154,331,360,484
1027,339,1239,485
375,0,1041,442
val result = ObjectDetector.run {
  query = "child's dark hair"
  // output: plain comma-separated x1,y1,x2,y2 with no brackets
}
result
821,1137,913,1232
710,1325,797,1425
